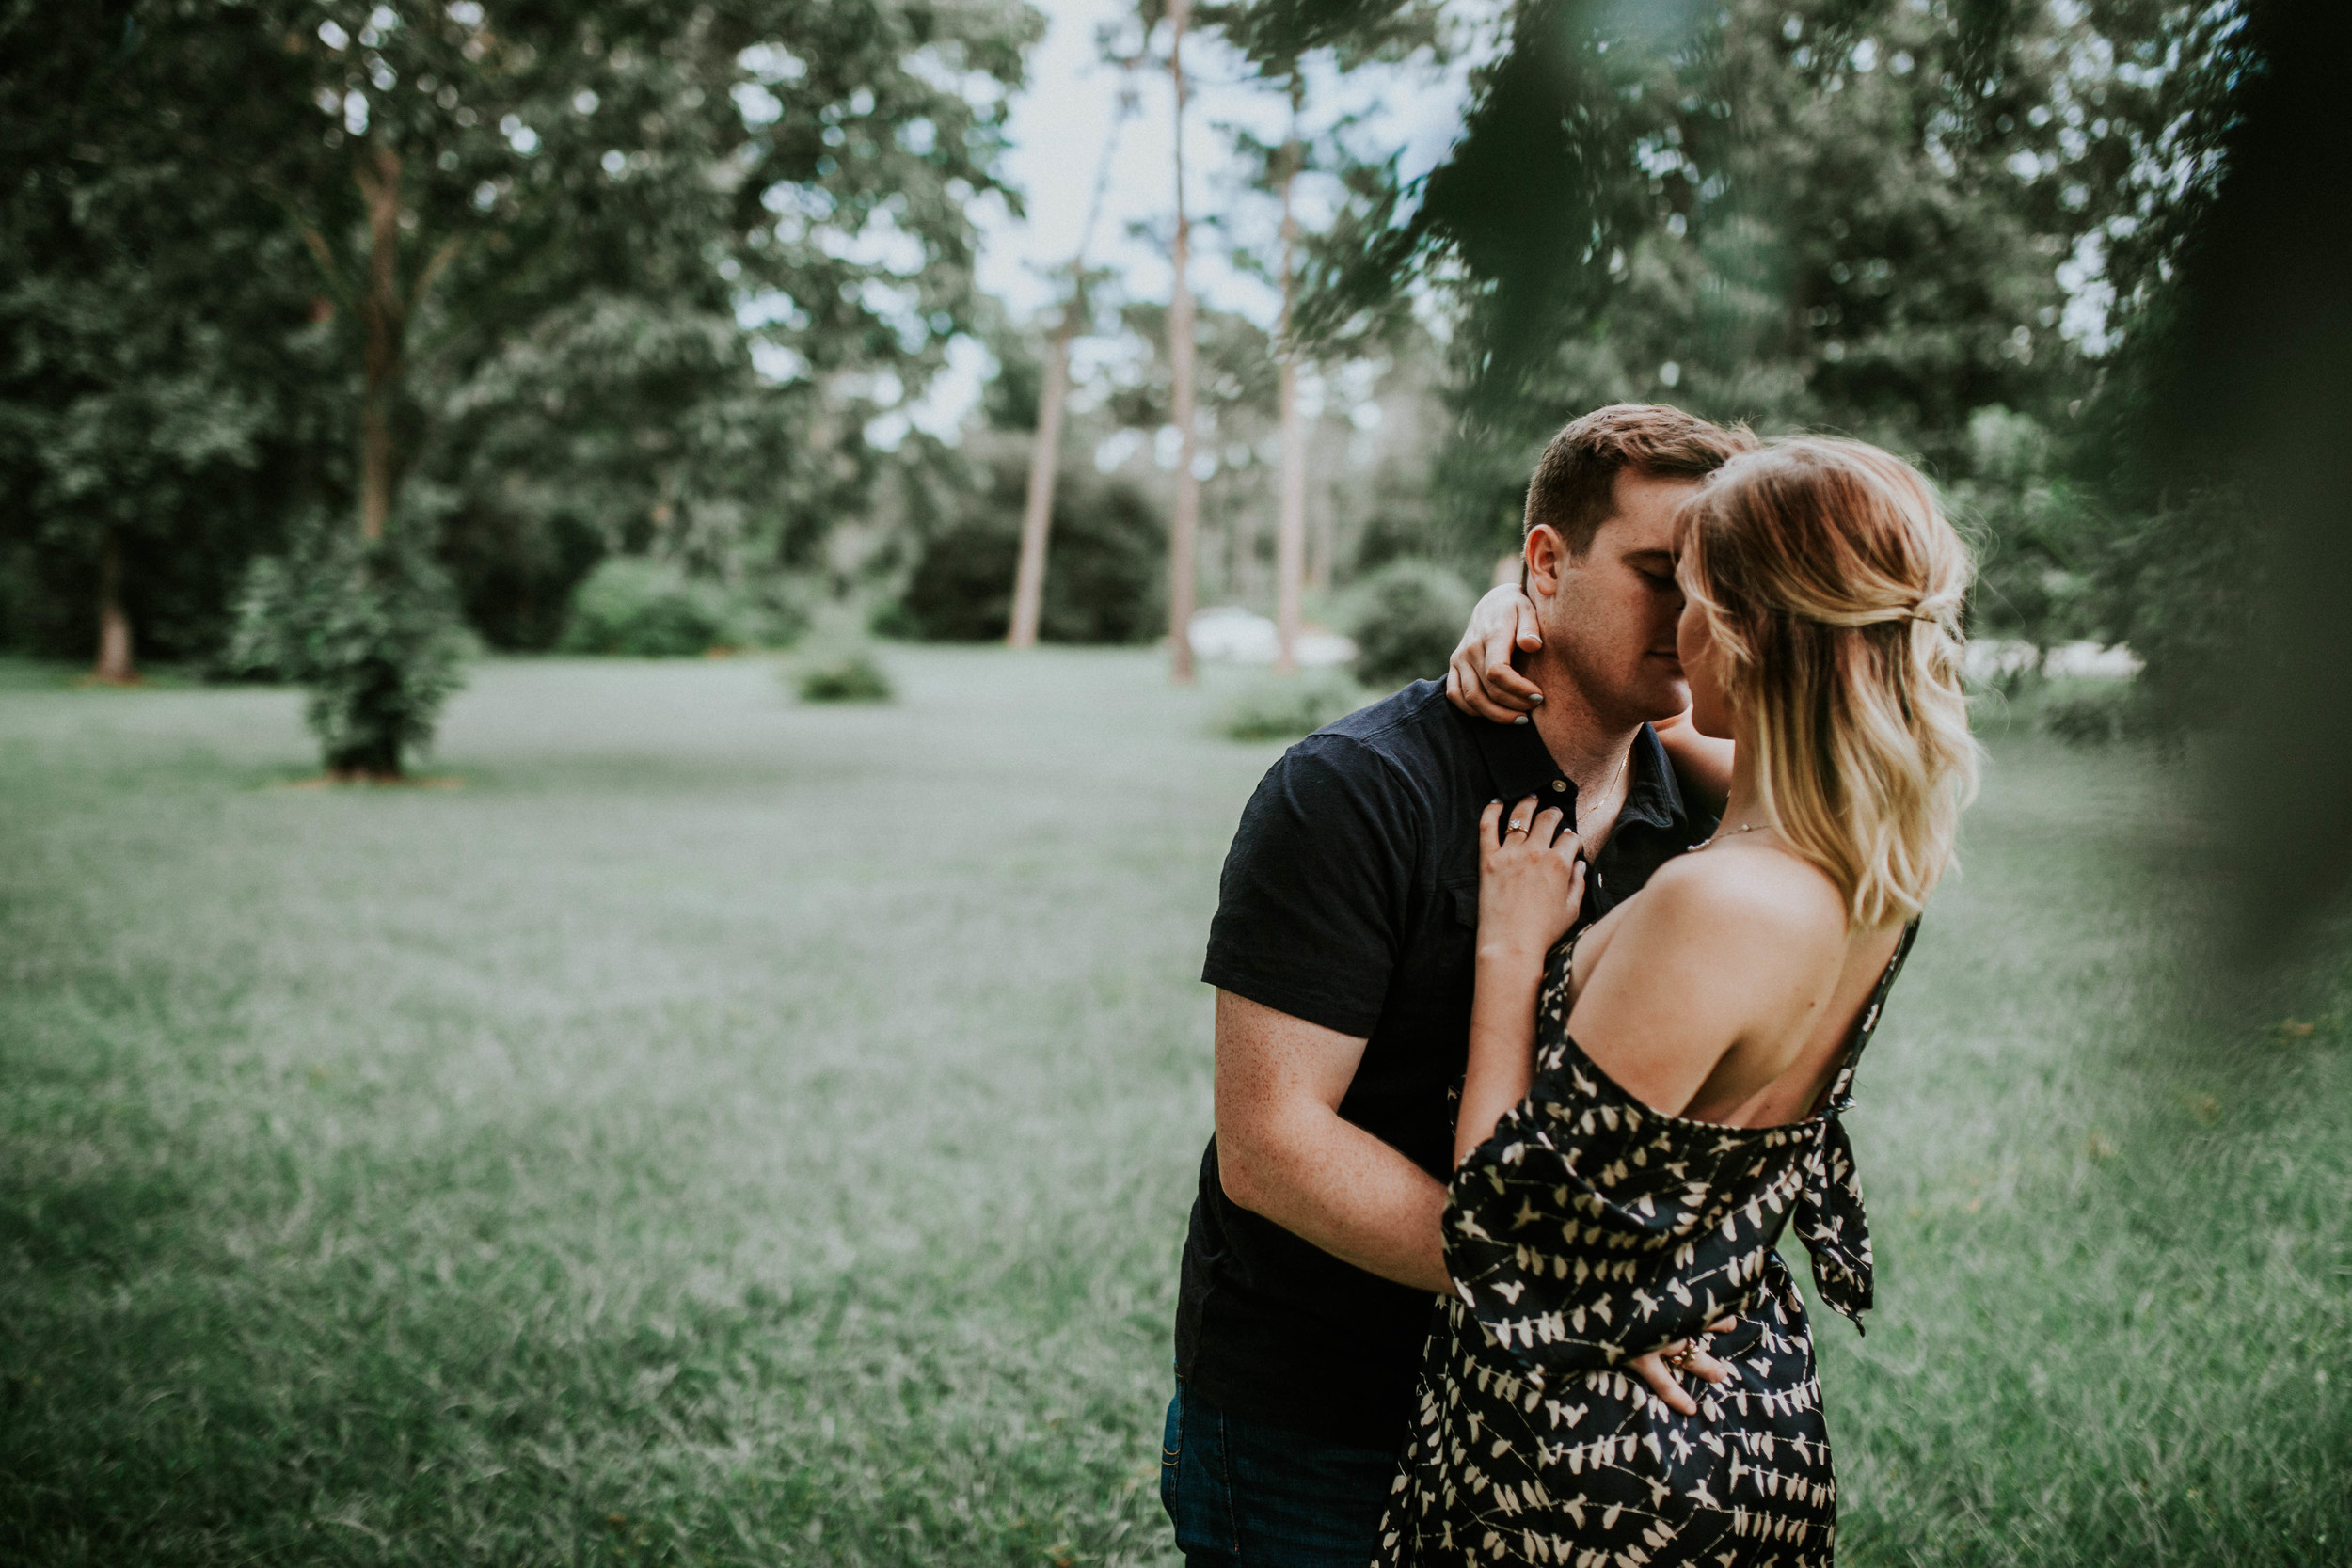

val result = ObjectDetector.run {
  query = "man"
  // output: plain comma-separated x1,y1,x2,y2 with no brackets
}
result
1162,405,1755,1566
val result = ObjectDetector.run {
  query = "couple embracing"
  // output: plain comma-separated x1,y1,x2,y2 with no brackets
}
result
1163,405,1979,1567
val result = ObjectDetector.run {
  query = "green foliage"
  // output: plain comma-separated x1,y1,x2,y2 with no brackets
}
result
1216,671,1371,741
1344,557,1476,690
1301,0,2208,563
0,11,340,664
227,523,469,777
794,645,896,704
1949,405,2102,648
893,446,1165,643
560,558,739,657
2038,679,2155,749
0,0,1041,665
2077,486,2259,735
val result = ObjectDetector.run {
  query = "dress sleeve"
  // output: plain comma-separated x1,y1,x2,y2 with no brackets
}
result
1440,1028,1811,1381
1201,736,1417,1038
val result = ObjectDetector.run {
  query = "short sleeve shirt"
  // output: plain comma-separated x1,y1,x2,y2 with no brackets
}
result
1174,679,1707,1446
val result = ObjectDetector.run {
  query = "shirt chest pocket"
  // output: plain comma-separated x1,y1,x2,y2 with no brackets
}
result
1410,878,1480,974
1444,879,1479,935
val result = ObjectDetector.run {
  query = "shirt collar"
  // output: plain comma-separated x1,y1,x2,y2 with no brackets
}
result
1463,713,1693,837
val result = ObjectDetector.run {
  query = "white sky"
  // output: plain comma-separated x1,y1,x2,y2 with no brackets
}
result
889,0,1492,443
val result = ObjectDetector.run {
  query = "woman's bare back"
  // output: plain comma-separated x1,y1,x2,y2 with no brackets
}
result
1565,836,1908,1128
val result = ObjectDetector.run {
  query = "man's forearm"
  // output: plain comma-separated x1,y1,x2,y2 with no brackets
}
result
1222,1110,1452,1295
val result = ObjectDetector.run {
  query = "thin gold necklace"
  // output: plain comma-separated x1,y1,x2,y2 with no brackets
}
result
1691,820,1772,852
1573,749,1629,840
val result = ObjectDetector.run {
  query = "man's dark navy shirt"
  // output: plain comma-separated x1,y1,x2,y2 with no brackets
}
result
1177,679,1708,1447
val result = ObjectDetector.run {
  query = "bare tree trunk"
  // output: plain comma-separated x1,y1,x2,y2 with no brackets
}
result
1008,321,1073,648
1166,0,1200,685
1272,131,1307,675
93,527,135,684
1008,73,1136,651
353,145,405,545
1309,451,1335,593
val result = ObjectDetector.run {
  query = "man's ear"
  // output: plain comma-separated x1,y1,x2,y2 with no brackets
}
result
1525,524,1571,600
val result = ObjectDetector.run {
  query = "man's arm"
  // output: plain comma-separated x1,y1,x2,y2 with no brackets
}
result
1212,989,1452,1296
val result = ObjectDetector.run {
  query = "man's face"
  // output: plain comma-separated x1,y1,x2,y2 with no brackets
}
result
1526,468,1696,726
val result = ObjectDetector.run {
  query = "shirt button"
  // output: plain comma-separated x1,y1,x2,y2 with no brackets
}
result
1551,779,1567,792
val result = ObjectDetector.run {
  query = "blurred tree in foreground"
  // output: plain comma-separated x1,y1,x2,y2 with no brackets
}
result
1294,0,2219,637
2127,0,2351,942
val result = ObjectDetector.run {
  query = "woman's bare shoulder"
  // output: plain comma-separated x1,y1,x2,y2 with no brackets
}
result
1626,843,1849,970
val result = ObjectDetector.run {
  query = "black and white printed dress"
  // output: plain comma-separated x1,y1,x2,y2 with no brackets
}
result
1375,924,1917,1568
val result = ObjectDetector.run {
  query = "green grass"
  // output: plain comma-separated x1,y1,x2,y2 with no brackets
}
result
1,650,2345,1566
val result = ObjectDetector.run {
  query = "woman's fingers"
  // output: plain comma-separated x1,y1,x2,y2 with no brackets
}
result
1679,1342,1736,1387
1529,804,1565,845
1504,797,1542,840
1514,593,1545,654
1444,585,1546,723
1480,799,1504,851
1477,627,1546,716
1629,1350,1699,1417
1448,638,1535,723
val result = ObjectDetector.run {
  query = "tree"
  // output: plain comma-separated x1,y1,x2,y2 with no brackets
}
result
1270,102,1308,674
1162,0,1203,683
2,0,1040,761
1294,0,2197,583
1008,56,1141,649
0,4,340,680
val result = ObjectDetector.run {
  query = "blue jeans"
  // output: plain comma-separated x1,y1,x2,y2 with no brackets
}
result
1159,1382,1400,1567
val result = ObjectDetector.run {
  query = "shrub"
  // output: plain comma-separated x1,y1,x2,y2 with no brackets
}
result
893,467,1164,643
1216,672,1371,741
2041,680,2155,748
227,524,469,779
559,558,752,657
789,615,896,704
1345,559,1478,690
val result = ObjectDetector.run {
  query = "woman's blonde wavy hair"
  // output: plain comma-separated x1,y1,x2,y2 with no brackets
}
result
1677,437,1980,928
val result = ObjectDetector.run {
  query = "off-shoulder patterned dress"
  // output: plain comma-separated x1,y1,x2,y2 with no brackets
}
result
1375,924,1917,1568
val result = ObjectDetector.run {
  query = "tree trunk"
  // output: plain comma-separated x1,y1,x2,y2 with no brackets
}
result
1309,460,1334,593
353,145,406,545
1272,133,1307,675
93,527,135,684
1009,321,1073,648
1008,74,1136,652
1165,0,1200,684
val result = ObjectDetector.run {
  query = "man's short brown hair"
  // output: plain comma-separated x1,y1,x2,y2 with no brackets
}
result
1523,404,1756,552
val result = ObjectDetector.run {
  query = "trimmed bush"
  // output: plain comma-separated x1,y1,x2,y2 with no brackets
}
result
892,469,1164,643
560,558,750,657
796,646,895,704
1216,672,1371,741
227,524,469,779
1345,558,1478,691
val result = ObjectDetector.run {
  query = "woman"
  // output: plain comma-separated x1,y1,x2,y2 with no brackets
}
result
1377,438,1979,1566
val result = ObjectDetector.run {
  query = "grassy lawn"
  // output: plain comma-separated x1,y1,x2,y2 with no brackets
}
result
2,649,2345,1566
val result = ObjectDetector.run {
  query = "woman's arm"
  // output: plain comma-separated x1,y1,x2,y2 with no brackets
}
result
1651,710,1734,818
1446,583,1735,812
1454,797,1585,1166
